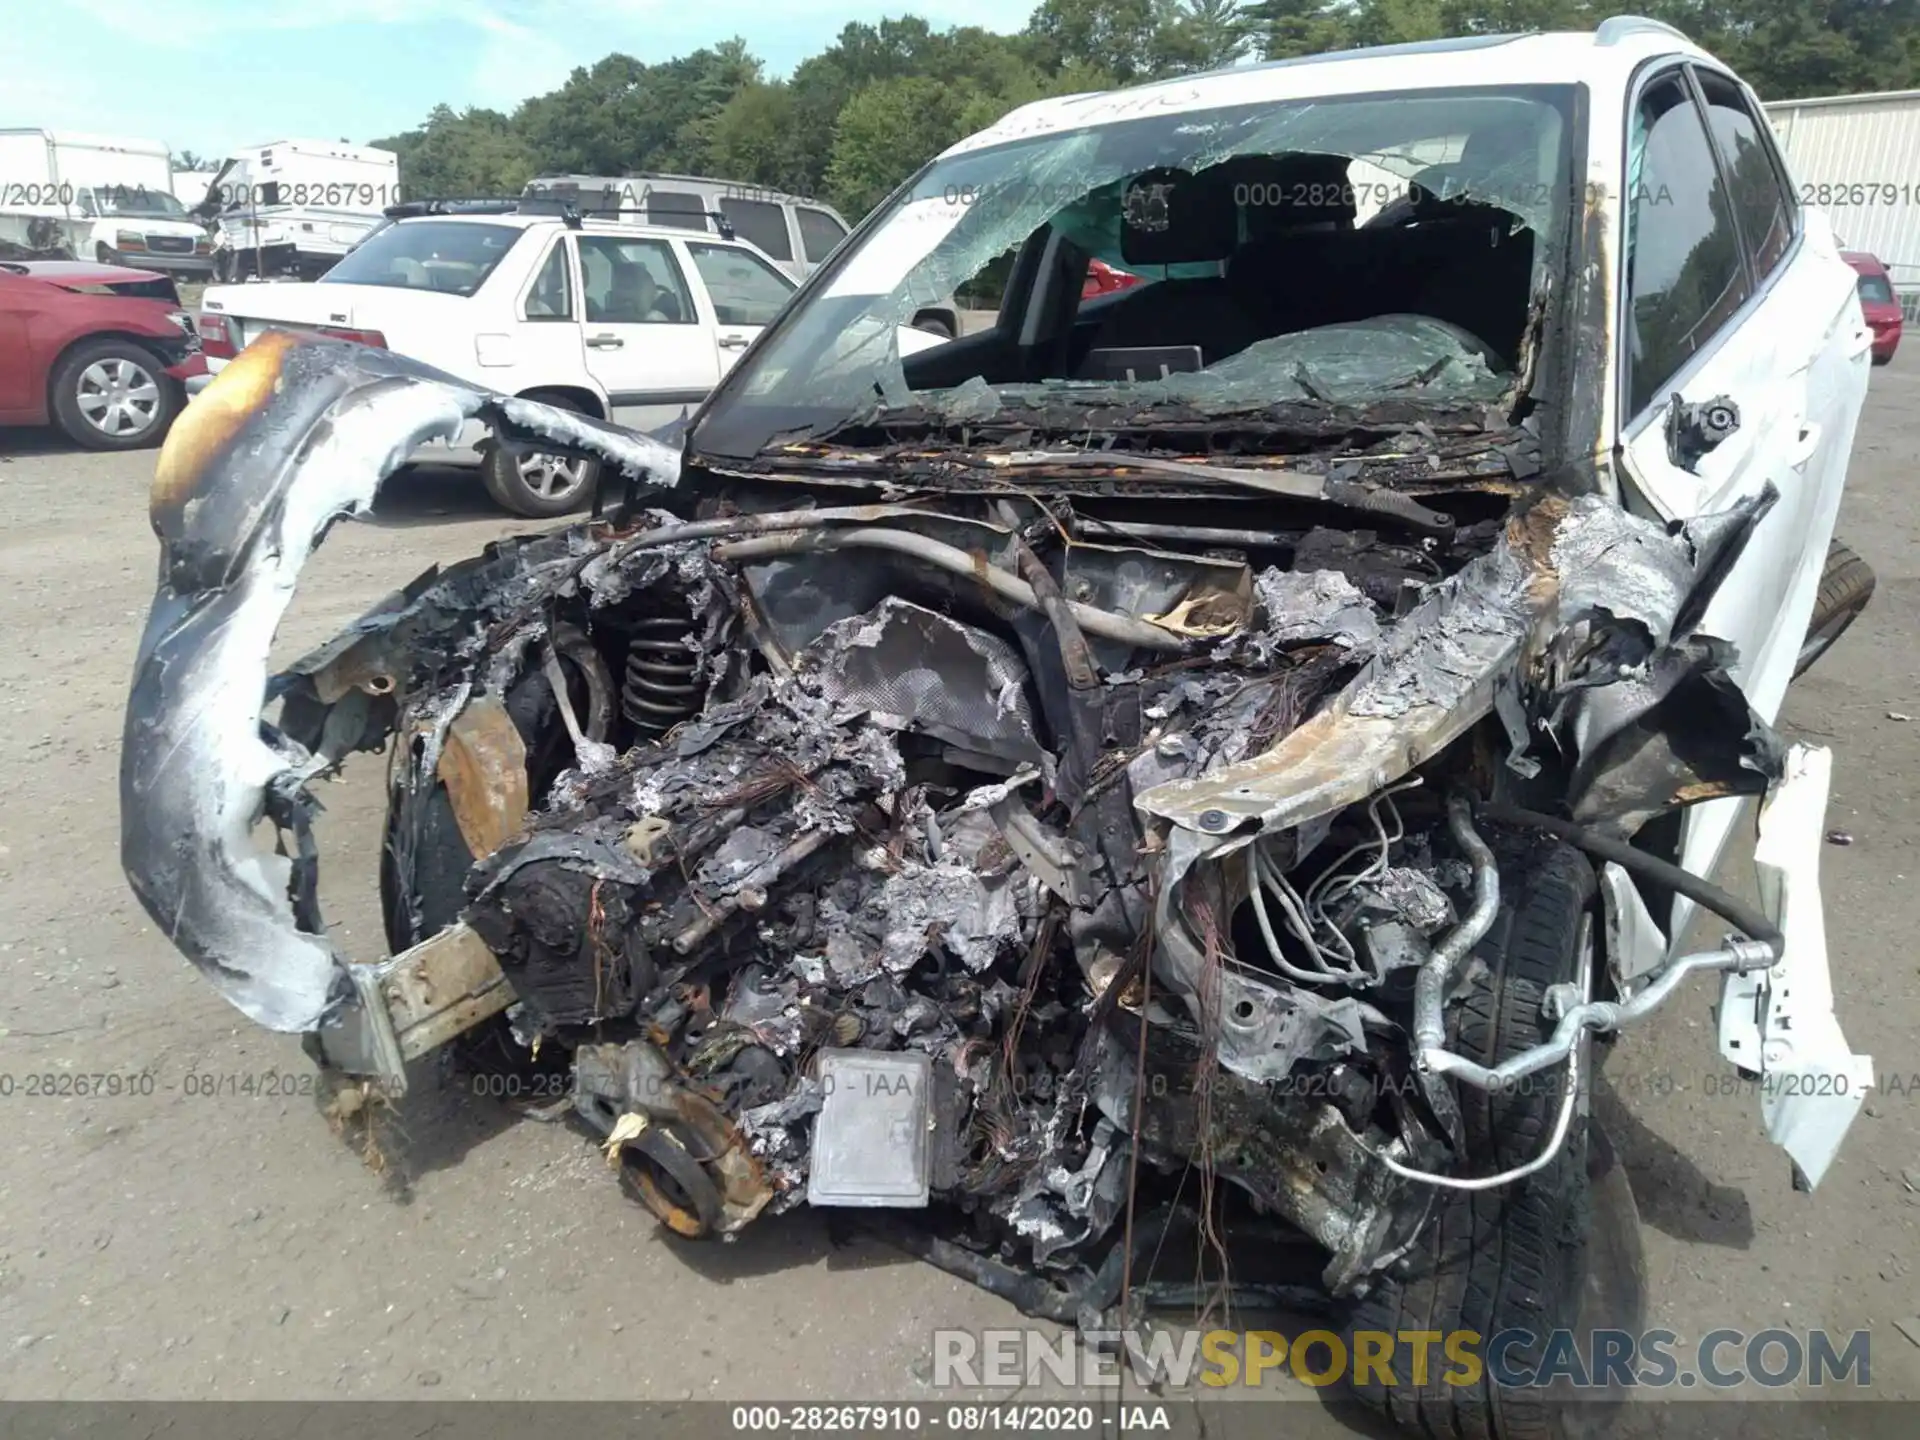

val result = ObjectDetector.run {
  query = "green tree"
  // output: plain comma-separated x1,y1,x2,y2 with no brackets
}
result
512,41,760,178
1160,0,1258,69
825,76,974,217
373,104,537,197
705,81,815,195
1676,0,1920,99
1348,0,1449,46
1025,0,1174,83
1244,0,1359,58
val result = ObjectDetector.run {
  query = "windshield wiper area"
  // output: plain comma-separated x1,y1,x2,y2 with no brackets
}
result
734,440,1463,544
985,451,1456,542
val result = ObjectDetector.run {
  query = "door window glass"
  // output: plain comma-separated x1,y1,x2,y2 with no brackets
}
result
578,235,695,323
687,242,795,326
1625,73,1751,417
524,240,573,319
1696,70,1795,282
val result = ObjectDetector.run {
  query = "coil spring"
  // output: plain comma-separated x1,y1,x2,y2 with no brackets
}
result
621,616,703,739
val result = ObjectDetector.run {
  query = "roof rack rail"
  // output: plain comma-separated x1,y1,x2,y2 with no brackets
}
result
539,203,738,241
381,197,521,219
1596,15,1690,45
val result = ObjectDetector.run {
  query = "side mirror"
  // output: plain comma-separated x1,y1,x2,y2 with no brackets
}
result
1666,391,1740,472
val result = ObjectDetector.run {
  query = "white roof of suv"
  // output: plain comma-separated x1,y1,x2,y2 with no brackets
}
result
945,23,1712,158
366,209,786,267
388,211,732,242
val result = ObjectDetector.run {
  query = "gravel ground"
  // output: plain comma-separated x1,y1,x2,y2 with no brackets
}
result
1,359,1917,1428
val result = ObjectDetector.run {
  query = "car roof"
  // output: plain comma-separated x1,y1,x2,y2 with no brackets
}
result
386,210,750,245
530,171,833,203
942,23,1714,158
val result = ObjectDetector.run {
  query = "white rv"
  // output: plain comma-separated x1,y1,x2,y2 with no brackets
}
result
0,130,211,274
198,140,400,280
171,169,220,206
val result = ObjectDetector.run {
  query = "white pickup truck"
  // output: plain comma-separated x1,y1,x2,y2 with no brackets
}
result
197,204,945,515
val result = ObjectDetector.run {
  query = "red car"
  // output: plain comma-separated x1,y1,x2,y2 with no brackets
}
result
1842,250,1902,365
0,260,206,449
1082,258,1143,298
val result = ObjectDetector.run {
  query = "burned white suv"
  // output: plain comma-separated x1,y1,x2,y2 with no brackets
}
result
124,19,1874,1438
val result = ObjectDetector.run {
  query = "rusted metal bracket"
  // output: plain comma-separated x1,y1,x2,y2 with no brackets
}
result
314,923,513,1096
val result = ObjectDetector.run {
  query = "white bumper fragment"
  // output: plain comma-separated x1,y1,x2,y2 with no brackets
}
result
1716,744,1873,1188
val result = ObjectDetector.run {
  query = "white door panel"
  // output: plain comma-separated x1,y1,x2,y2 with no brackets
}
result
502,234,596,392
681,238,797,379
574,233,719,435
1613,65,1868,952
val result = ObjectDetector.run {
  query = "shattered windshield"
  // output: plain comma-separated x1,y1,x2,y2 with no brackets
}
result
83,187,192,219
695,83,1576,457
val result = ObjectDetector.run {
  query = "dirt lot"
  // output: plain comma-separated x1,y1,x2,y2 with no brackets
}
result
1,361,1918,1425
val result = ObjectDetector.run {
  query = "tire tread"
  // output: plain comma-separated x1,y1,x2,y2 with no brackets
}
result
1343,840,1595,1440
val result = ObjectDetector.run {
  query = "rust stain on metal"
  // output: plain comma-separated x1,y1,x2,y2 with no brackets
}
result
435,694,531,859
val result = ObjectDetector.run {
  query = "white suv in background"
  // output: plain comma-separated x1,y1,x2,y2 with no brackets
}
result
196,207,830,515
519,174,852,284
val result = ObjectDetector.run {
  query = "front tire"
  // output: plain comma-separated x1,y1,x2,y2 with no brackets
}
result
1795,539,1875,678
481,393,603,518
1345,839,1602,1440
49,338,180,450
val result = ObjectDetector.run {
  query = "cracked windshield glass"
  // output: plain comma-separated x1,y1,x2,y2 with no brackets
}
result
708,84,1573,454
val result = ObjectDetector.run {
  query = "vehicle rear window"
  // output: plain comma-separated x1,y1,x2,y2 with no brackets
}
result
1858,272,1895,304
721,198,792,261
322,220,522,296
647,189,708,230
796,207,847,264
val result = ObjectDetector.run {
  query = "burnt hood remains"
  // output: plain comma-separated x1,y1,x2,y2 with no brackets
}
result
121,334,1796,1309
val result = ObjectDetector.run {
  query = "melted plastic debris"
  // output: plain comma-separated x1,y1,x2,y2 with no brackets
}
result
802,598,1042,763
1362,865,1455,934
496,397,683,484
1350,538,1532,719
819,860,1021,979
696,826,783,890
1549,492,1694,650
1236,567,1382,663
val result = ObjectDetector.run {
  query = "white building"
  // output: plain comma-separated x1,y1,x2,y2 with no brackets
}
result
1765,89,1920,307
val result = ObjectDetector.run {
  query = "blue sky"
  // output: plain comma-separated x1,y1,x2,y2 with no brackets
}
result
6,0,1040,161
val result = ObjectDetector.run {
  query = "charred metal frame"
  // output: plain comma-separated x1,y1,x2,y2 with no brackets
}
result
119,77,1869,1328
